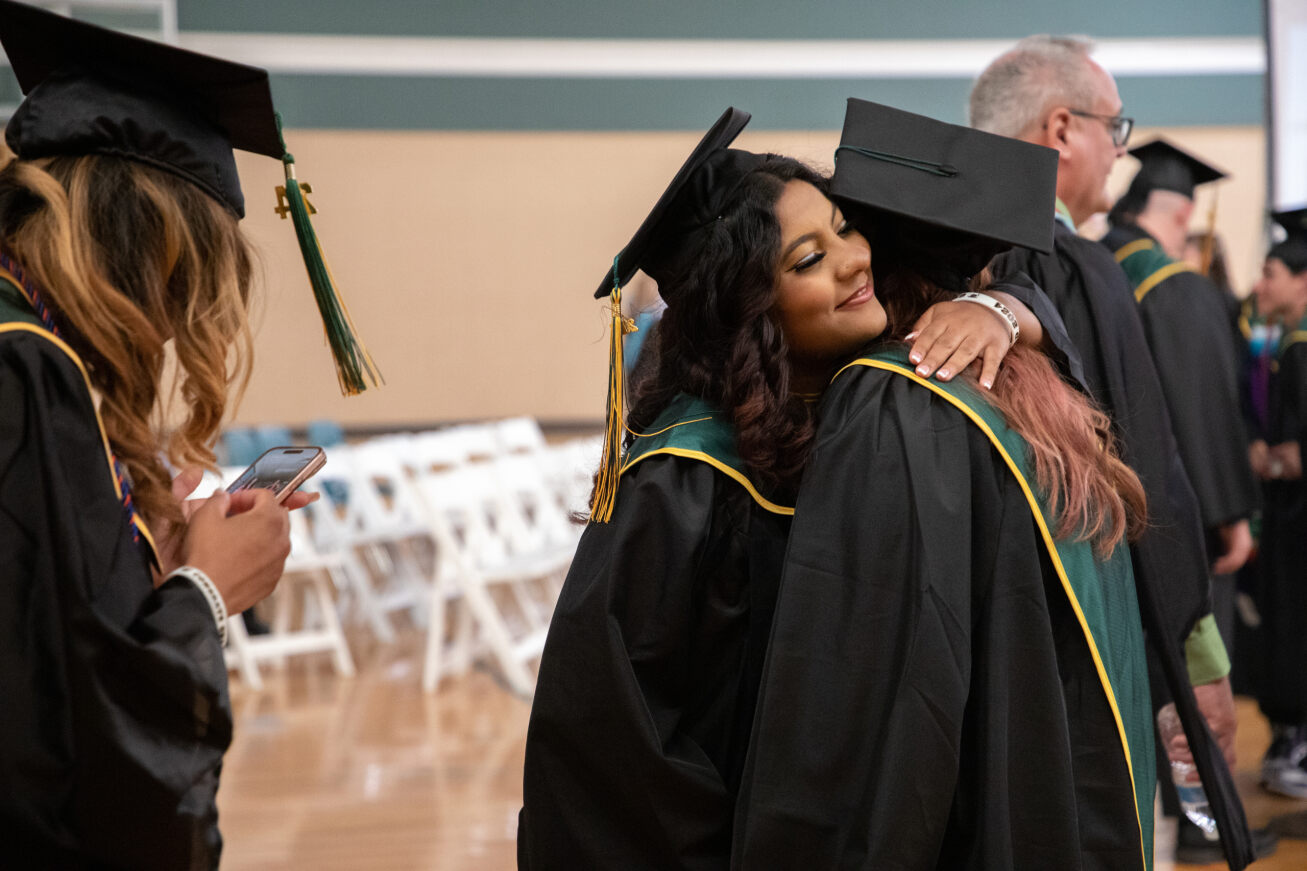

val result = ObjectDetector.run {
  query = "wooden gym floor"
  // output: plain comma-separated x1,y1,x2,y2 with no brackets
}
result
216,629,1307,870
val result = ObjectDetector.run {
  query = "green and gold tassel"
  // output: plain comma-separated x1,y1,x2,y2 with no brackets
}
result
589,258,638,522
274,114,382,396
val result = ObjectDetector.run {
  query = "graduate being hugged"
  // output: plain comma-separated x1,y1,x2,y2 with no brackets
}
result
733,99,1158,870
517,107,1057,868
0,2,373,866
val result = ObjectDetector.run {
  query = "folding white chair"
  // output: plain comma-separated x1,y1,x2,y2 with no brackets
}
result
414,458,575,695
320,441,433,630
297,470,396,644
541,435,602,518
495,416,547,454
224,500,356,690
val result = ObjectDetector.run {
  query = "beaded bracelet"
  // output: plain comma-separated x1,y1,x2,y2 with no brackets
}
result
955,291,1020,347
168,565,229,647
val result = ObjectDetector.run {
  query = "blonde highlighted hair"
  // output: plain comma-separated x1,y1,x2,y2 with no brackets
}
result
0,153,255,528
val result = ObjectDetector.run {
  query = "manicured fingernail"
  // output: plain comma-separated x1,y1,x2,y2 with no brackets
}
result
909,351,922,363
981,378,993,390
938,368,951,379
905,331,919,341
916,363,931,375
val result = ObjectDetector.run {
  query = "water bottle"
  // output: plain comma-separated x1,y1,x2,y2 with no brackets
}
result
1157,702,1219,840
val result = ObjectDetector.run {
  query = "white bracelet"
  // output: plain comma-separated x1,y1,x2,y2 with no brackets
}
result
955,291,1019,347
168,566,228,647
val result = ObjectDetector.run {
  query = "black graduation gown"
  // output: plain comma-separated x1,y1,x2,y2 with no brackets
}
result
734,347,1154,871
518,398,792,869
0,286,231,869
1255,334,1307,723
1102,224,1259,533
991,221,1254,869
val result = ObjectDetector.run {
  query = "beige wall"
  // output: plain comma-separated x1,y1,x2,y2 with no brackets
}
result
231,124,1265,430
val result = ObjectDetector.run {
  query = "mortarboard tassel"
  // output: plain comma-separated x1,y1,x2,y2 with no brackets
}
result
274,114,382,396
589,258,638,522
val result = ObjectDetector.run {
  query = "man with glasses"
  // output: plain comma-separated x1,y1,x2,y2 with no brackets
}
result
971,35,1261,870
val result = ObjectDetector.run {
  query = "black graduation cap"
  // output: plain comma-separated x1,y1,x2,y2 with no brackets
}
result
830,98,1056,283
594,107,758,299
0,0,380,394
1125,138,1227,201
0,0,280,218
1272,207,1307,242
1269,206,1307,268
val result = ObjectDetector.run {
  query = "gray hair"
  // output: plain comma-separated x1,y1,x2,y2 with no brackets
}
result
969,35,1099,137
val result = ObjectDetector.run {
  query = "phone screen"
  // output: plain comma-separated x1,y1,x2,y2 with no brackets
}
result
227,446,325,502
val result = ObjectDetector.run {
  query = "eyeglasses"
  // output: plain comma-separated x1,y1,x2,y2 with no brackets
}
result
1068,109,1134,148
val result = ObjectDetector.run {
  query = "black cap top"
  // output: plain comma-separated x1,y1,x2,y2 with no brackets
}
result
1124,138,1227,201
1272,207,1307,242
830,98,1056,278
1269,206,1307,269
595,107,760,299
0,0,283,217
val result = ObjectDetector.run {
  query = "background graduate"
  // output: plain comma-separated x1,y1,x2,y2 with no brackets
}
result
0,2,365,865
518,107,1052,869
734,98,1156,870
1104,139,1259,590
1249,207,1307,798
970,35,1256,868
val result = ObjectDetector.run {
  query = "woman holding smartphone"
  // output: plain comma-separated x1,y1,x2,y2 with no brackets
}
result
517,105,1144,868
0,4,330,866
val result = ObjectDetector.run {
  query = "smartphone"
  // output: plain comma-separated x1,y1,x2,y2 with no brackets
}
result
226,446,327,504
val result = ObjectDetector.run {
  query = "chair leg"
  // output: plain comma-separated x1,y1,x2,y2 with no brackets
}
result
449,596,475,676
422,568,448,693
456,570,535,696
226,614,263,691
313,568,355,677
267,584,293,669
341,549,395,644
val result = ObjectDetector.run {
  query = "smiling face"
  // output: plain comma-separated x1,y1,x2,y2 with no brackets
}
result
770,180,884,388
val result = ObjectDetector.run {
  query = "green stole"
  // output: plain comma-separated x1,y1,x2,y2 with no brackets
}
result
1112,235,1195,303
620,394,794,516
837,346,1155,869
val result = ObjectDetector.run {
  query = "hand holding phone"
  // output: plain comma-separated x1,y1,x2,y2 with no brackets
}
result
226,446,327,504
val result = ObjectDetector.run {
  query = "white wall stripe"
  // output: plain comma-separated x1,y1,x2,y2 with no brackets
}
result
173,33,1265,79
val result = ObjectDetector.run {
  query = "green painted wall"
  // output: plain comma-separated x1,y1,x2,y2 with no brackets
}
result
0,1,1268,130
178,0,1262,39
267,73,1265,130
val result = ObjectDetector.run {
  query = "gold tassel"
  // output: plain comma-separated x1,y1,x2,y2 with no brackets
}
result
589,273,638,522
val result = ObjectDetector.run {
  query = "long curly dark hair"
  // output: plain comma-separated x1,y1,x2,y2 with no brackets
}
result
625,155,826,496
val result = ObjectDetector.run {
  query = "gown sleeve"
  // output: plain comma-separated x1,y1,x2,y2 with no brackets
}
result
990,269,1087,388
0,331,230,869
520,455,772,870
